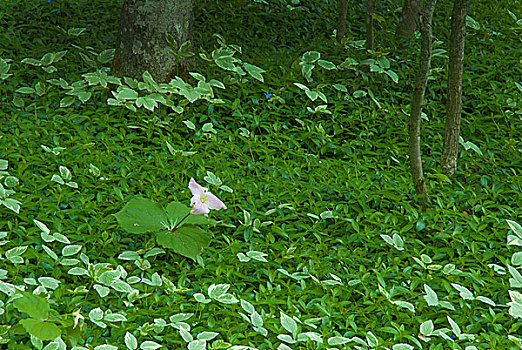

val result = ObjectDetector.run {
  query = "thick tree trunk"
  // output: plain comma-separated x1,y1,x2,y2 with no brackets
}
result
111,0,194,83
336,0,349,43
408,0,436,208
395,0,423,44
366,0,376,51
441,0,467,177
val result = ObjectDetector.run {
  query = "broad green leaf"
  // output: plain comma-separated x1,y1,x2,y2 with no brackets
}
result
328,336,351,345
512,252,522,266
447,316,461,336
60,96,75,107
420,320,434,336
165,201,191,225
115,87,138,101
114,197,167,234
125,332,138,350
42,245,58,261
156,225,211,260
208,284,230,298
140,341,162,349
424,284,438,306
302,51,320,63
13,292,49,320
317,59,336,70
393,345,414,350
94,346,118,350
466,15,480,30
20,318,61,341
197,332,219,341
97,49,115,64
68,267,88,276
243,63,265,82
21,58,42,66
332,83,347,92
103,313,127,322
385,69,399,83
16,87,35,94
507,220,522,239
280,312,298,338
94,285,110,298
38,277,60,290
451,283,474,300
62,245,82,256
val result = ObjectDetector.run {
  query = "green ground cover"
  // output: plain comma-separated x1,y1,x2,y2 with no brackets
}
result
0,0,521,349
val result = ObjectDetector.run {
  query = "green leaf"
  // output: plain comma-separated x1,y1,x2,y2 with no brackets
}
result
20,318,61,341
420,320,434,336
114,197,167,234
156,225,211,261
466,15,480,30
21,58,42,66
97,49,115,64
423,284,438,306
125,332,138,350
512,252,522,266
62,245,82,257
67,27,86,36
16,87,35,94
317,59,336,70
243,63,265,82
165,201,191,225
60,96,75,108
302,51,320,63
385,70,399,83
13,292,49,320
280,312,298,338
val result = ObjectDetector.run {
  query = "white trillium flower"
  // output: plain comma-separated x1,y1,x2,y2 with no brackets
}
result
189,178,227,215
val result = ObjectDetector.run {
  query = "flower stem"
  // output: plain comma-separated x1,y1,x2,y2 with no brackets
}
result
171,211,191,231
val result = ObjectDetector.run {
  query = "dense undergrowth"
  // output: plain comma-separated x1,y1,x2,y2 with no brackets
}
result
0,0,521,349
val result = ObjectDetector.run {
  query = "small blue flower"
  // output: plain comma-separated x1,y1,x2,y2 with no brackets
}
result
264,91,273,100
46,0,54,3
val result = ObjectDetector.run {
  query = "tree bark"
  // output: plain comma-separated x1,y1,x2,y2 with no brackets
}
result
111,0,194,83
336,0,349,43
441,0,467,177
395,0,423,44
366,0,376,51
407,0,436,208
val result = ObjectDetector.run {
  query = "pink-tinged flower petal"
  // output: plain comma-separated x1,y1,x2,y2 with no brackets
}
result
188,178,227,215
191,196,210,215
205,192,227,210
189,178,206,196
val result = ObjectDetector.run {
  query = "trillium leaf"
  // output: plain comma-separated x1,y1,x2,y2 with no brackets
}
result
156,225,211,260
165,201,191,224
13,292,49,320
20,318,61,341
114,197,167,234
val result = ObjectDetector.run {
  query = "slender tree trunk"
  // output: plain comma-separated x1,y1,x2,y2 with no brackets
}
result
111,0,194,83
336,0,349,43
366,0,376,51
395,0,423,44
408,0,436,208
441,0,467,177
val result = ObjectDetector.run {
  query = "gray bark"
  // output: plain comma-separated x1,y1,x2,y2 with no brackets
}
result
111,0,194,83
407,0,436,208
441,0,467,177
366,0,376,51
336,0,349,43
395,0,423,44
